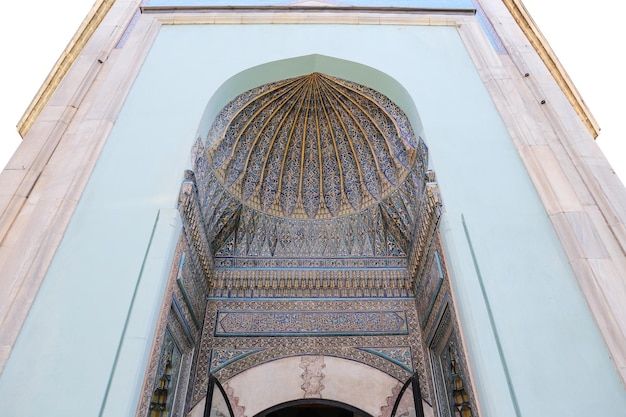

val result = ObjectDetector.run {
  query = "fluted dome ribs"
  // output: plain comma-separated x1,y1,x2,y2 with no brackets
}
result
208,73,419,220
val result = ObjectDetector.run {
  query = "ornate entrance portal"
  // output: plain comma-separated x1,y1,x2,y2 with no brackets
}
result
140,73,477,417
3,2,626,416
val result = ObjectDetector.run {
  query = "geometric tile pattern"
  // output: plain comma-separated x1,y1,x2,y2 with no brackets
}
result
191,298,431,406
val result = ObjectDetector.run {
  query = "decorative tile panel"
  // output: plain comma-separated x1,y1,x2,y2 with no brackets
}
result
415,250,444,329
209,348,266,373
178,171,214,278
215,309,409,336
214,257,407,269
407,176,442,280
190,299,431,407
359,346,414,372
210,268,412,298
429,303,479,417
165,73,468,417
176,74,444,303
182,158,440,296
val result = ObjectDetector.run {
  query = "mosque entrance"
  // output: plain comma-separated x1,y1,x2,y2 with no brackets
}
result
141,69,478,417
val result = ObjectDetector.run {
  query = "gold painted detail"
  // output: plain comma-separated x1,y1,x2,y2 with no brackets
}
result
178,171,214,278
179,77,441,300
408,176,442,280
210,268,413,298
208,73,418,220
17,0,116,138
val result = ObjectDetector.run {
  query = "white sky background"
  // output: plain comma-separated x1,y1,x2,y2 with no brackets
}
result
1,1,624,185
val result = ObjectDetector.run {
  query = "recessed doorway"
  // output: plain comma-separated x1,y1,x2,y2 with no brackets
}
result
255,400,372,417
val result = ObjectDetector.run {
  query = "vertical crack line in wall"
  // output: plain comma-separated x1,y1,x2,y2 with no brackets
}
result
97,210,162,417
461,214,521,417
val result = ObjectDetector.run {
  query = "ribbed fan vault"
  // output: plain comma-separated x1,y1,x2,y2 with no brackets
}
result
208,73,419,219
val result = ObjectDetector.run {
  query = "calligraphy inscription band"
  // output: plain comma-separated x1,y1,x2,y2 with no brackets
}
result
215,310,409,336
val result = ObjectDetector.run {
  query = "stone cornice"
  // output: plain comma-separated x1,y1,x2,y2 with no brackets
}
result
501,0,599,137
140,5,475,14
16,0,115,138
16,0,599,139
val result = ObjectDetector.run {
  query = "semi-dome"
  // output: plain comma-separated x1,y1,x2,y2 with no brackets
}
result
207,73,420,219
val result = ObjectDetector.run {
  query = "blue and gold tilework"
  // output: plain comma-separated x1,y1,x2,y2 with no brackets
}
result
207,73,421,220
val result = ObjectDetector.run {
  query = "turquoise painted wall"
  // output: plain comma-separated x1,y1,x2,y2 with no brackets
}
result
0,23,624,417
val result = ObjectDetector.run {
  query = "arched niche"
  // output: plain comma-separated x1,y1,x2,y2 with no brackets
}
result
188,356,433,417
160,53,454,417
195,54,425,149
